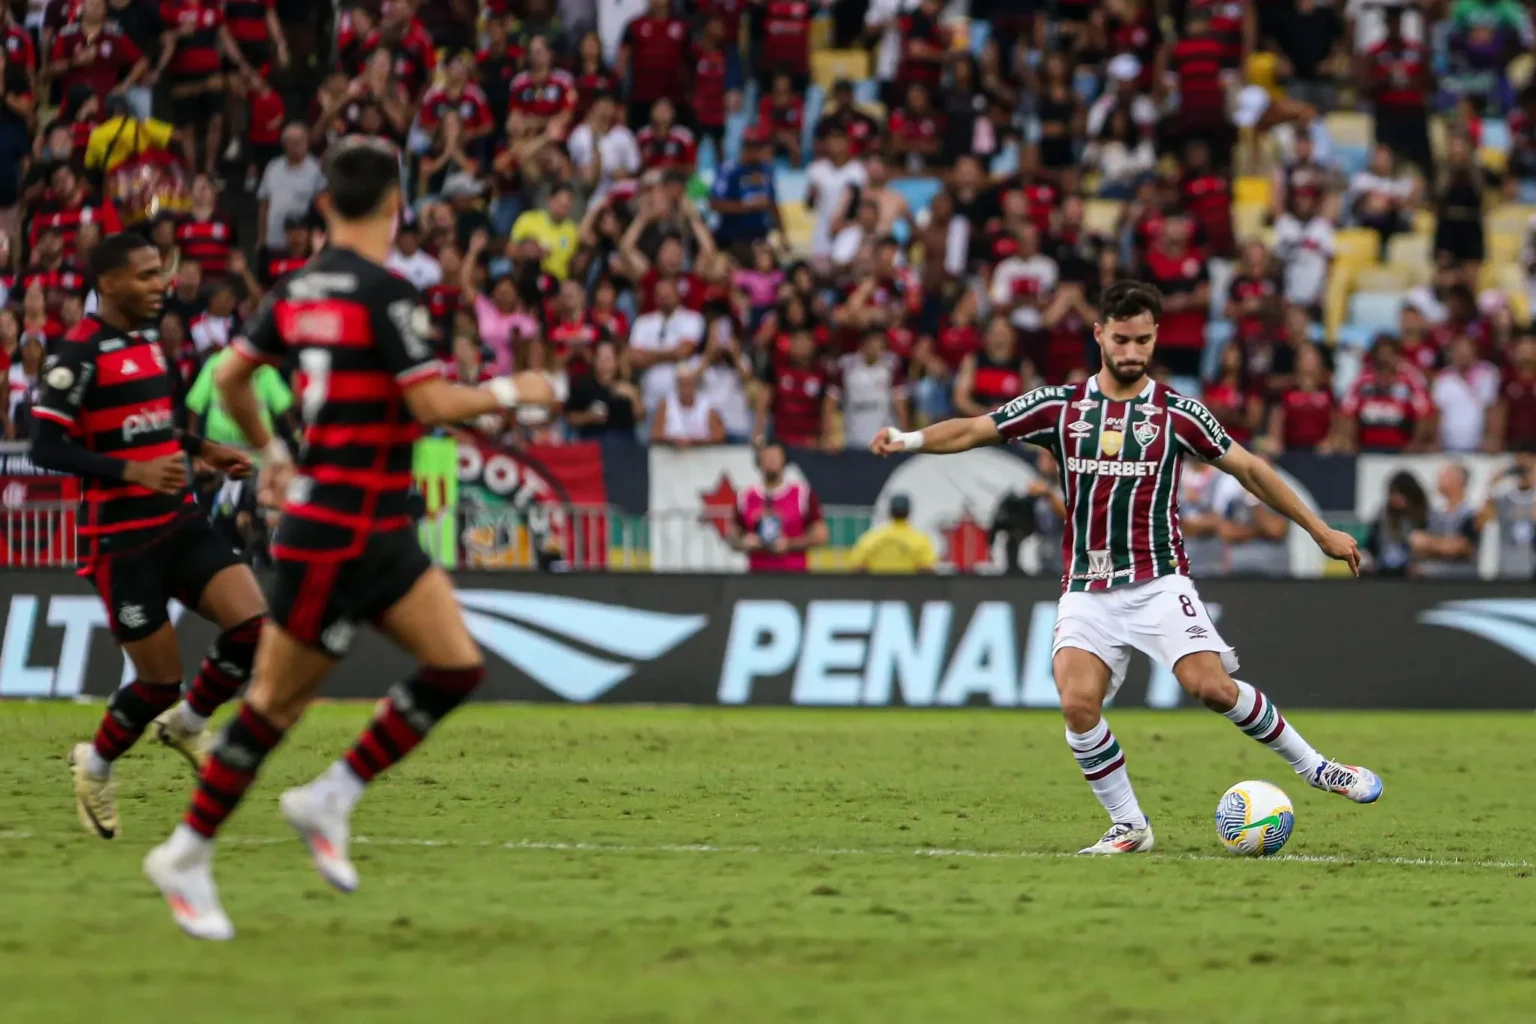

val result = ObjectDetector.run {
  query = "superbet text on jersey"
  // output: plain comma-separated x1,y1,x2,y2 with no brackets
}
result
991,378,1233,592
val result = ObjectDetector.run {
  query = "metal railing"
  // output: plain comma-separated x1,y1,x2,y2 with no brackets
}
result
2,501,77,567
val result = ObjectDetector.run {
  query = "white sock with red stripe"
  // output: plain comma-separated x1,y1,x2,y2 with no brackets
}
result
1223,681,1325,776
1066,721,1147,827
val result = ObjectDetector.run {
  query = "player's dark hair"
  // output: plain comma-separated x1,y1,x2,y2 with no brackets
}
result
322,138,401,220
1100,280,1163,323
89,232,154,281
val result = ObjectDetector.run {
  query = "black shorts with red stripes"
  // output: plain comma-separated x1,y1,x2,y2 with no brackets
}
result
83,515,242,643
269,528,432,659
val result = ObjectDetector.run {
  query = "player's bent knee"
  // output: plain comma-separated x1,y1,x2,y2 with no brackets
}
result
1173,654,1236,710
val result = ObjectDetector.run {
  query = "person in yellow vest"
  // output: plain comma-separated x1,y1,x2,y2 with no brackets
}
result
847,493,937,573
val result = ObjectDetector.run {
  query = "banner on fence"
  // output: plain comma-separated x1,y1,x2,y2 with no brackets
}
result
0,572,1528,709
457,437,608,569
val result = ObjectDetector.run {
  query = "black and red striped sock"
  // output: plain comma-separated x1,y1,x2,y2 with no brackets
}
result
186,615,263,719
92,681,182,763
184,703,287,838
343,666,484,783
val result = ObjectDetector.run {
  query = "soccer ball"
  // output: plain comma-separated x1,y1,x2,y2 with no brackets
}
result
1214,780,1295,856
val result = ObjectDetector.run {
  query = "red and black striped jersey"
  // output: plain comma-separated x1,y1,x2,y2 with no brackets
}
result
419,83,493,135
359,21,436,96
223,0,272,46
2,22,35,71
508,69,576,121
159,0,224,78
31,316,196,560
635,124,696,170
29,194,122,259
18,261,88,298
233,247,440,562
261,252,307,286
176,214,236,277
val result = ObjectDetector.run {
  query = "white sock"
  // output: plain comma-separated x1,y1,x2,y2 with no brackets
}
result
166,823,213,861
1223,680,1326,776
312,760,367,814
1066,721,1147,828
84,746,112,779
177,702,209,732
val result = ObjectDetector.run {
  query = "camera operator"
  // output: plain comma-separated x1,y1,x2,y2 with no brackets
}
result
990,451,1066,577
1478,448,1536,580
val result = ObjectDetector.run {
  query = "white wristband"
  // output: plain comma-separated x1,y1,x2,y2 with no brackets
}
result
486,376,520,409
262,439,292,465
887,427,924,452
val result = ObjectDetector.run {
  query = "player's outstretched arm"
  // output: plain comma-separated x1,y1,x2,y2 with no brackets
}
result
1214,442,1361,576
401,372,558,427
870,415,1001,456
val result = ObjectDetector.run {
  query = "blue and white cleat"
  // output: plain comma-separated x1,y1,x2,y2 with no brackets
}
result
1310,761,1383,803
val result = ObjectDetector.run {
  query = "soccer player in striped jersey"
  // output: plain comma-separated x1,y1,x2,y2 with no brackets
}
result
143,138,558,941
872,281,1382,855
30,232,270,839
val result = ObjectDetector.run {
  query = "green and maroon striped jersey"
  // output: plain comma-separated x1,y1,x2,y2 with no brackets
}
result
989,377,1233,592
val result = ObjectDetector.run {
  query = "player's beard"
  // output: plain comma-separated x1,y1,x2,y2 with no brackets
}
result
1105,357,1147,386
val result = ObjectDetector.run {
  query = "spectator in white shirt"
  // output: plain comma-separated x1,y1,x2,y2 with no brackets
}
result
1432,334,1501,452
694,316,754,441
567,92,640,205
385,221,442,291
1348,144,1419,244
650,364,724,447
1272,190,1335,311
805,125,868,268
189,283,237,353
989,223,1058,333
1082,107,1156,199
628,277,705,413
1086,55,1159,139
830,197,879,270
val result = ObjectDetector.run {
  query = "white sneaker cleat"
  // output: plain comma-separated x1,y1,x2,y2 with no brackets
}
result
1078,820,1155,855
144,834,234,941
67,743,118,839
280,785,359,893
152,705,210,772
1310,761,1383,804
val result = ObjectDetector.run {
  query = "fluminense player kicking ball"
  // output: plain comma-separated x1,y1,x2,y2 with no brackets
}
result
870,281,1382,855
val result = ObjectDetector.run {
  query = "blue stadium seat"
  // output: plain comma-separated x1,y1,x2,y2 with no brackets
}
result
854,79,878,105
775,167,808,205
891,177,942,217
1483,119,1511,153
1334,144,1370,179
1334,324,1376,349
1201,321,1234,380
801,84,824,162
1347,291,1407,335
969,18,992,56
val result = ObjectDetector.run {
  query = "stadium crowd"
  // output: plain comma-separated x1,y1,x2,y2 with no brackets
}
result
0,0,1532,577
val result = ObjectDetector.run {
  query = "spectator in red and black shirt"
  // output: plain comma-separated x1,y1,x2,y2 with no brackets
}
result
1338,336,1435,453
619,0,688,129
158,0,253,176
420,50,494,147
358,0,436,99
1224,239,1280,348
508,35,577,136
261,215,310,286
756,327,834,448
690,17,730,160
30,164,121,261
761,0,812,92
0,3,34,83
816,80,880,159
636,98,697,173
222,0,287,78
18,230,88,302
888,81,945,170
757,70,804,165
1266,343,1337,453
49,0,147,107
176,175,236,279
1181,138,1234,257
477,15,524,132
1139,213,1208,376
547,279,607,378
898,0,948,98
1160,7,1231,153
1363,6,1434,175
571,30,618,125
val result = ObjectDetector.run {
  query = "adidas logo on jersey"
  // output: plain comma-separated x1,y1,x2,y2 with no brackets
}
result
120,359,139,374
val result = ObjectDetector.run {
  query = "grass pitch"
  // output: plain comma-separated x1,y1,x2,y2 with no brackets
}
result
1,703,1533,1023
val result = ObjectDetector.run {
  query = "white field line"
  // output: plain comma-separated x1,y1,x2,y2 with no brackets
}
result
0,829,1527,870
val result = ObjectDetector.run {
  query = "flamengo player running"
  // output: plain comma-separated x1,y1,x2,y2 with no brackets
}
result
29,234,268,839
144,138,557,941
872,281,1382,855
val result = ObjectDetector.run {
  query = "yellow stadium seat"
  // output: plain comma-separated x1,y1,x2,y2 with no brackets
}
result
780,201,814,253
1233,204,1266,242
1324,111,1373,150
1323,267,1353,343
1334,227,1381,268
810,15,832,53
1480,148,1509,175
811,50,870,91
1430,116,1448,161
1352,265,1414,291
1084,199,1123,236
1489,231,1524,265
1412,209,1437,237
1487,204,1536,236
1477,262,1531,323
1234,176,1272,210
1386,232,1431,271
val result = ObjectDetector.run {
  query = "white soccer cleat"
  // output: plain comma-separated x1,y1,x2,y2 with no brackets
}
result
67,743,118,839
152,705,210,772
1078,820,1155,855
1310,761,1383,804
280,784,359,893
143,836,234,941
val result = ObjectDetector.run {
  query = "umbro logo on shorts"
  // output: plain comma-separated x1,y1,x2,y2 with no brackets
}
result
1185,625,1207,636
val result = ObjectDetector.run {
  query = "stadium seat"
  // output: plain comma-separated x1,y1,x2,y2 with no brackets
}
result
1386,232,1431,271
775,167,808,206
1486,204,1536,236
1335,324,1376,350
1477,262,1532,323
779,201,814,252
1352,264,1414,291
1334,227,1381,268
1482,119,1511,153
1412,209,1437,237
1333,345,1364,398
1480,148,1509,174
801,84,824,158
1430,116,1449,161
810,15,832,53
811,50,869,90
891,177,942,217
1234,176,1272,209
1233,203,1266,241
1489,230,1523,265
1348,290,1408,335
1335,145,1370,179
1324,111,1373,150
853,79,879,105
1083,199,1122,236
